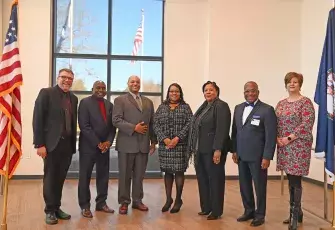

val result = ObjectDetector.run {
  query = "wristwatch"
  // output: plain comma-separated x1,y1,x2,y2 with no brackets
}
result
287,136,292,141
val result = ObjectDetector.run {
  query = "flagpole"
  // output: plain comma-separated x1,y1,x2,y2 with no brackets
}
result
140,9,144,92
332,0,335,228
320,2,335,229
333,7,335,226
69,0,73,69
324,167,329,220
280,170,284,195
1,96,13,230
320,2,335,227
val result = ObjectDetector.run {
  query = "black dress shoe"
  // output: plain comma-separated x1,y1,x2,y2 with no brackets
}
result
45,213,58,225
55,209,71,220
250,218,265,226
170,199,183,214
237,213,254,222
198,211,211,216
207,214,220,220
161,198,173,212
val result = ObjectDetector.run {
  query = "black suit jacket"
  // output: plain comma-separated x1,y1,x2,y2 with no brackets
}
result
197,99,231,154
78,95,116,154
231,100,277,161
33,86,78,153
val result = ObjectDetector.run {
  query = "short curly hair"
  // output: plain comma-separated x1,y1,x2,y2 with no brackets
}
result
202,81,220,96
284,72,303,88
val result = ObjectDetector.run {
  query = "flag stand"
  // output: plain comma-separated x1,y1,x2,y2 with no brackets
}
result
320,181,335,230
0,113,13,230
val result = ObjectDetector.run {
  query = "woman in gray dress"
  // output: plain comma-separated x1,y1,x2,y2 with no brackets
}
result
153,83,193,213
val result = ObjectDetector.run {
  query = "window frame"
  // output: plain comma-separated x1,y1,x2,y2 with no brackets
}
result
51,0,165,177
51,0,165,100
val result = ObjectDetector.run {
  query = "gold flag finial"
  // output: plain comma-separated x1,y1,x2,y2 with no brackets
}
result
12,0,18,5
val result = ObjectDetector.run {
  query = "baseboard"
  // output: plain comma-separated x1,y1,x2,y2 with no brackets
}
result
10,171,163,180
8,174,333,189
184,175,287,180
302,176,333,189
11,175,43,180
66,171,163,179
10,174,285,180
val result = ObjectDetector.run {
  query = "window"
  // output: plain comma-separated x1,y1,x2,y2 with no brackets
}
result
55,58,107,91
111,0,163,56
52,0,164,177
110,60,162,92
55,0,109,54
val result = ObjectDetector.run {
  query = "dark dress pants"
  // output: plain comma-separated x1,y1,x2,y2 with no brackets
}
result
238,158,268,219
195,152,227,216
78,150,110,209
43,137,73,214
118,152,148,205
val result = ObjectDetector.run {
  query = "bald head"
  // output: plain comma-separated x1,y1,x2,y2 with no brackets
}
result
128,75,140,83
244,81,259,90
244,81,259,103
128,75,141,94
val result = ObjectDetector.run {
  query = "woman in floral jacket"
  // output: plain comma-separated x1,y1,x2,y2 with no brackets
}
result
275,72,315,230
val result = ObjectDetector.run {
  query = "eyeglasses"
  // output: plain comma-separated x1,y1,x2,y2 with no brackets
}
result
59,75,74,81
169,90,180,94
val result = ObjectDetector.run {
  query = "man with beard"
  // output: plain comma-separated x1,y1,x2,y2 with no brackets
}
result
33,68,78,225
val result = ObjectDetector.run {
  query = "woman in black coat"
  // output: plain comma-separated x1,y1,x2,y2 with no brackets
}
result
188,81,231,220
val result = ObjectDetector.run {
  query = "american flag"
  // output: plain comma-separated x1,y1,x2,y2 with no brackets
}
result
131,14,144,63
0,2,23,179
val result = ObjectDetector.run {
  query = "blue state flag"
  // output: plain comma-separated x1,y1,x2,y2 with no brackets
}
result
314,8,335,181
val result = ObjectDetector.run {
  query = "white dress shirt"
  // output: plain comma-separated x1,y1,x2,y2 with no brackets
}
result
242,100,258,124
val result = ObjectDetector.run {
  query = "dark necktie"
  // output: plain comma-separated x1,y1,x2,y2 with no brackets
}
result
63,93,72,134
135,96,142,111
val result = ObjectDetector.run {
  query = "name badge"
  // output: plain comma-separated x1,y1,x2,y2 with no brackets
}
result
251,119,260,126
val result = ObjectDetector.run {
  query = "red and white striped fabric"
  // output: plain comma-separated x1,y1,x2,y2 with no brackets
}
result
131,21,143,63
0,2,23,179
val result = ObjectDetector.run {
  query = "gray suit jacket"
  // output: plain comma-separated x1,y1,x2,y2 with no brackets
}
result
112,93,157,153
78,95,116,154
231,100,277,161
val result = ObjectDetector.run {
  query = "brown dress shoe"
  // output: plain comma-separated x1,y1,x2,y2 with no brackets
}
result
119,204,128,215
96,205,114,213
81,209,93,218
132,202,149,211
